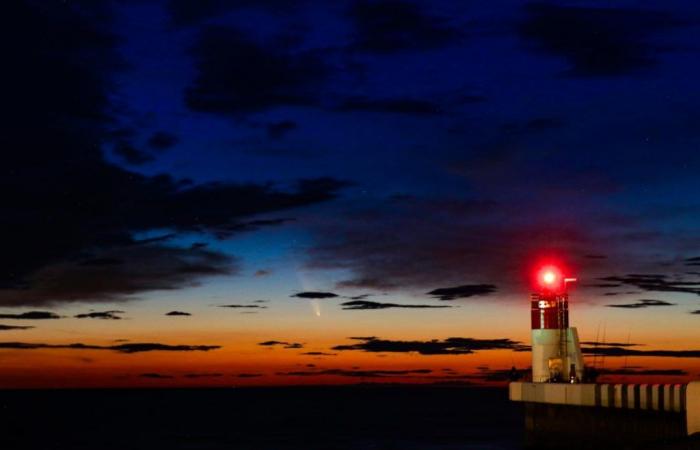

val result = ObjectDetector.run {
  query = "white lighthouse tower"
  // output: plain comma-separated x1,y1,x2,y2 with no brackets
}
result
530,265,584,383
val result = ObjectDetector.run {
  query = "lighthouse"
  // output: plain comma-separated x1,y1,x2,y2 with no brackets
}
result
530,265,584,383
511,265,700,446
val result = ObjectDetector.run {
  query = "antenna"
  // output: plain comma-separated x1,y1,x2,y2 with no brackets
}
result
622,329,632,381
592,322,601,369
600,322,607,374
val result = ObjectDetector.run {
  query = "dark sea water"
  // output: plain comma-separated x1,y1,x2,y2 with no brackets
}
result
0,386,523,450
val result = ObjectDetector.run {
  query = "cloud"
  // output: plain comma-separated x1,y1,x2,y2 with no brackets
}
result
221,218,295,235
147,131,179,150
0,342,220,353
113,141,153,165
291,291,339,299
599,274,700,296
75,310,125,320
519,3,684,76
585,283,622,288
473,367,529,382
606,299,675,309
258,340,304,349
347,0,461,53
580,342,642,348
332,336,526,355
285,343,304,349
186,26,328,114
426,284,497,301
335,97,444,115
0,311,61,320
340,300,451,310
1,245,236,306
218,304,267,309
686,256,700,266
0,325,34,331
582,346,700,358
300,351,337,356
266,121,298,139
140,373,174,379
167,0,298,27
277,368,433,378
183,372,223,378
1,3,347,307
306,195,593,293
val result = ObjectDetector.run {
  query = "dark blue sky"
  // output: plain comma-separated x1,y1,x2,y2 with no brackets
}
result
5,0,700,303
111,0,700,294
3,1,700,389
5,0,700,301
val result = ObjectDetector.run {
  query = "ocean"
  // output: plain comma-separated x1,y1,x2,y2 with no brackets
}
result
0,386,523,449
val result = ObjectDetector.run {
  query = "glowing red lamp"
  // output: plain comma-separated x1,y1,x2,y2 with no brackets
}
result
536,265,564,292
542,270,557,285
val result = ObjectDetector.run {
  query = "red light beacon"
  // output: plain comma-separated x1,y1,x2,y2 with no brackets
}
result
530,264,583,383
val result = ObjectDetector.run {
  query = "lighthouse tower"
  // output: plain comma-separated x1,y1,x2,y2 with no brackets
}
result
530,265,584,383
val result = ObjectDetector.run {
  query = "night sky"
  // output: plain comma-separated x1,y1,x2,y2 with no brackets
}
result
3,0,700,388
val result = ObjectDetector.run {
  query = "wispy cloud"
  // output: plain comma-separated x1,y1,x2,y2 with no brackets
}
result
277,368,433,378
606,299,675,309
75,310,125,320
0,324,34,331
0,342,221,353
0,311,60,320
426,284,497,301
291,291,339,299
341,300,451,310
332,336,527,355
258,340,304,349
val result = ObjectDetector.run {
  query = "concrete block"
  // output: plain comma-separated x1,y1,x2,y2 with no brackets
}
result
543,383,567,405
651,384,663,411
580,384,597,406
663,385,673,412
521,382,543,403
566,383,596,407
520,382,532,402
509,382,523,401
599,384,613,407
675,384,684,412
531,383,545,403
626,384,637,409
680,384,687,412
640,384,650,410
687,381,700,436
614,384,625,408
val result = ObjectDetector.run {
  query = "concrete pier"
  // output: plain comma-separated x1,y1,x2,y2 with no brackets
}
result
510,381,700,449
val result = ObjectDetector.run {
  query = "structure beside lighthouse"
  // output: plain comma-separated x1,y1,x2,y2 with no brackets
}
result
530,265,583,383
